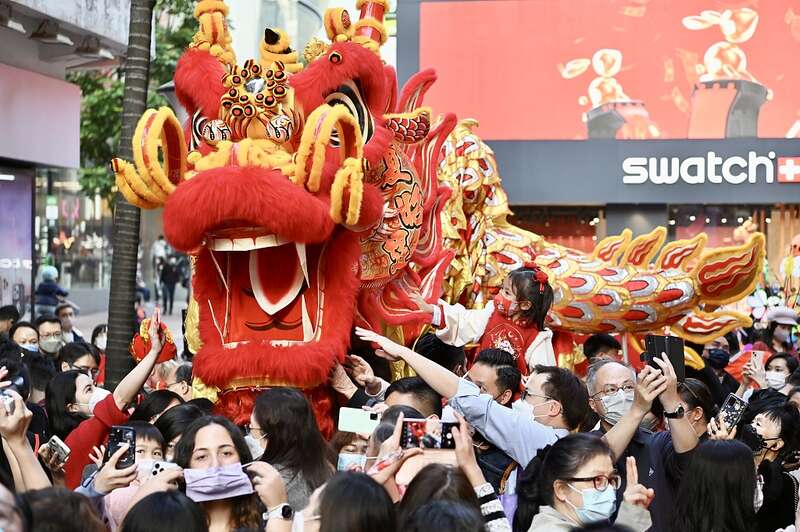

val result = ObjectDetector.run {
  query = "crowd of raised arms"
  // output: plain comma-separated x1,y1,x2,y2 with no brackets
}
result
0,264,798,532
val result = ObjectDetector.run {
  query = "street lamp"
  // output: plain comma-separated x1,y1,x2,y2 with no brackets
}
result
156,80,188,125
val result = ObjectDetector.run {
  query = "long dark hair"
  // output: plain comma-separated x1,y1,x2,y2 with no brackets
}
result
673,440,756,532
319,473,396,532
121,491,208,532
397,464,480,528
253,388,334,490
509,265,554,330
45,370,85,439
173,416,261,530
513,433,613,532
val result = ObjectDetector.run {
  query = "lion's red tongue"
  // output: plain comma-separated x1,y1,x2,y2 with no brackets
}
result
249,243,306,315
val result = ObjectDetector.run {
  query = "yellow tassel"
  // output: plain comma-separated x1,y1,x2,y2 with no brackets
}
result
294,105,363,191
330,158,364,225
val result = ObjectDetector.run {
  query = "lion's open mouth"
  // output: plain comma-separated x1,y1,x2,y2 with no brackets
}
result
204,227,326,347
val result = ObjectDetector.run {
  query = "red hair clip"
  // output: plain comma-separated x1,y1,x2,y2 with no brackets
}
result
522,261,549,293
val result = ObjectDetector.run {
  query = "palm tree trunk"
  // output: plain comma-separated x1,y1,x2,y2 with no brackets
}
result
105,0,156,390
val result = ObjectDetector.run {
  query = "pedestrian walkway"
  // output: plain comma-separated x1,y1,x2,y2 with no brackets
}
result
73,286,189,352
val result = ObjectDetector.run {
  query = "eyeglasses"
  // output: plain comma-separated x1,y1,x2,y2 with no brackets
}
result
563,473,621,491
40,332,62,340
70,365,99,377
591,382,635,399
520,389,553,402
244,424,267,440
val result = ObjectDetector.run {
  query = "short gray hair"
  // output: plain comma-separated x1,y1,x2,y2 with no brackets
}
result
586,359,635,395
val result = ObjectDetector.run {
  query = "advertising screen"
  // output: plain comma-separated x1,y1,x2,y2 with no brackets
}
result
0,171,33,316
417,0,800,141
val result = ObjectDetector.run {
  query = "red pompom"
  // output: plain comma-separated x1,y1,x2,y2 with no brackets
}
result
129,319,178,364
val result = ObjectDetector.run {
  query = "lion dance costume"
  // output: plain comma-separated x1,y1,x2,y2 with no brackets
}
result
113,0,765,434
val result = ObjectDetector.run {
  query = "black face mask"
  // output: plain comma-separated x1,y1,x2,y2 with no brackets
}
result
741,424,780,454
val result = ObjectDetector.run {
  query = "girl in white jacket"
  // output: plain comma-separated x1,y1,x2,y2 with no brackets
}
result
415,263,556,375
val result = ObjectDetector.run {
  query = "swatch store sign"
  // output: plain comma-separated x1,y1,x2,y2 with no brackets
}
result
623,151,800,185
602,138,800,204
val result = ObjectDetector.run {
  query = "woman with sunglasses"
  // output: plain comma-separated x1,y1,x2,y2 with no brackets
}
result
514,433,652,532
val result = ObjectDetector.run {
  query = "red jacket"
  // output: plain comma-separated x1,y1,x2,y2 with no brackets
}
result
63,393,129,489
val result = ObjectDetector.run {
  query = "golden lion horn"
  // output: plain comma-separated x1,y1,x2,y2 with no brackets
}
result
112,107,187,209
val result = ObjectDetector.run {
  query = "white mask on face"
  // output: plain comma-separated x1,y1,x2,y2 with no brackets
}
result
765,371,787,390
87,387,111,415
512,397,552,420
244,434,265,459
599,389,635,425
95,334,107,351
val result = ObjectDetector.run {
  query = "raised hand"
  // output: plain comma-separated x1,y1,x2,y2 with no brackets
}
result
246,461,288,509
345,355,379,390
707,417,737,441
652,353,680,409
452,413,484,487
410,294,434,315
623,456,654,509
94,444,138,494
0,390,32,445
368,413,421,486
354,327,407,362
633,366,668,415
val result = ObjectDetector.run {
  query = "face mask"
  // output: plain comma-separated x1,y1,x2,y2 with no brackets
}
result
244,434,265,459
512,398,552,420
184,462,254,502
95,335,107,351
337,453,367,472
773,328,790,343
765,371,787,390
39,336,62,354
741,424,781,456
565,484,617,524
63,331,75,343
76,387,111,417
599,389,634,425
20,343,39,353
493,293,518,317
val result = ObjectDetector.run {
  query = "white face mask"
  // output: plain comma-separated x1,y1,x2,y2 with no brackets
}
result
599,389,635,425
512,398,552,420
95,334,107,351
244,434,265,459
86,387,111,415
765,371,787,390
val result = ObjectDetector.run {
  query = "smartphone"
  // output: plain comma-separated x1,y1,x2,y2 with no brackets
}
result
338,407,381,434
750,350,766,369
401,418,457,449
718,393,748,429
38,435,71,464
150,460,182,477
643,334,685,382
105,426,136,469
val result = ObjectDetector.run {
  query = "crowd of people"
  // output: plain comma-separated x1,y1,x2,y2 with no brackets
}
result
0,262,797,532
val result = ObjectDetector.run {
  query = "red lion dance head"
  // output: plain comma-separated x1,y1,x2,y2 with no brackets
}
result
112,0,453,434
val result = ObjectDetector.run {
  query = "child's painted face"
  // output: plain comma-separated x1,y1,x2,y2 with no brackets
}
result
135,438,164,462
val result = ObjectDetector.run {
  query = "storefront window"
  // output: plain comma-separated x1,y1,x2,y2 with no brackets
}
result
0,165,34,318
510,206,600,253
34,168,112,290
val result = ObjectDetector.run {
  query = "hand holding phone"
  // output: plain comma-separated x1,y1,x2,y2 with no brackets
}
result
38,435,71,471
718,393,748,430
105,426,136,469
401,419,457,450
643,335,685,382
